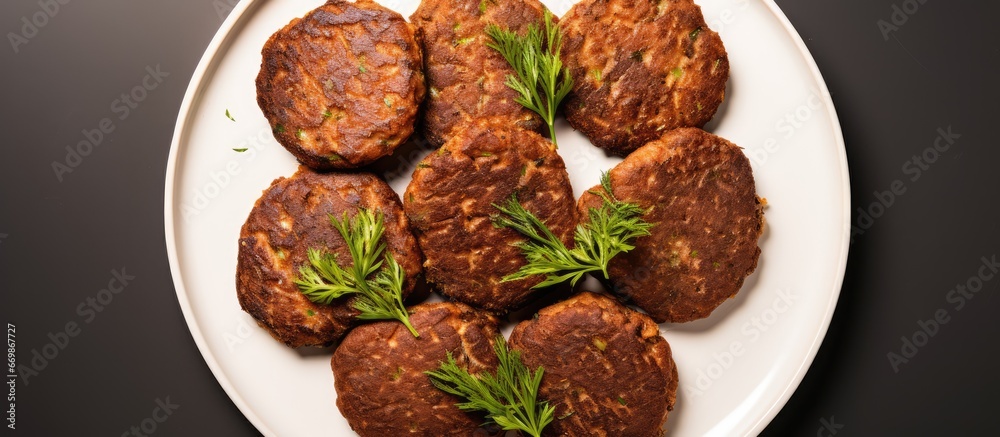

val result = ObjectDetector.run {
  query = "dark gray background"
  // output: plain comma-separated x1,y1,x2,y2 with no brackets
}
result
0,0,996,435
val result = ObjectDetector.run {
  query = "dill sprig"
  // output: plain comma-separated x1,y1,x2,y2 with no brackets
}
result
492,172,654,288
426,335,554,437
486,10,573,147
294,209,419,337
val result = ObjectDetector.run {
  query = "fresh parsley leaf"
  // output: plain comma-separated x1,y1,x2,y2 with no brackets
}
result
491,172,653,287
485,10,572,147
426,335,554,437
294,209,418,337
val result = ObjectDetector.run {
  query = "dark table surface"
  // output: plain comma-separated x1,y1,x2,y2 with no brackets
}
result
1,0,997,435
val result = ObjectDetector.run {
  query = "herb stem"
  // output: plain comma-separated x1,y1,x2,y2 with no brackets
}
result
294,209,419,337
426,335,554,437
492,172,653,288
486,10,572,147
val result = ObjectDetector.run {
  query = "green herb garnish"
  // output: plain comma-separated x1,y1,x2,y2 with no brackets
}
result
232,148,248,152
294,209,418,337
491,172,653,288
426,336,554,437
485,10,573,147
225,109,235,122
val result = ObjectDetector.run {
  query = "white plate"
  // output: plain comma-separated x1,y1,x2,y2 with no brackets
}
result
165,0,849,435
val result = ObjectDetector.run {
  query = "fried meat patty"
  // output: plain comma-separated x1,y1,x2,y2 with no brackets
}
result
403,121,576,312
561,0,728,156
578,128,763,323
509,292,678,437
256,0,425,169
410,0,547,146
236,168,423,347
332,302,500,436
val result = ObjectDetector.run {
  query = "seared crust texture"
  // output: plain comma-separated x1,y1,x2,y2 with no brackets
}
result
256,0,425,169
561,0,729,156
578,128,763,323
236,168,423,347
410,0,547,146
403,121,576,312
509,292,677,437
332,302,500,436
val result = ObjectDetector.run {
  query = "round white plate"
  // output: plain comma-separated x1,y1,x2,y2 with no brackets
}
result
165,0,849,435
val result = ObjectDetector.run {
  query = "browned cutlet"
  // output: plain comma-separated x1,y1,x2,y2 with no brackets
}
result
236,167,424,347
509,292,678,437
410,0,548,146
256,0,425,169
403,120,576,312
578,128,764,323
561,0,729,156
332,302,500,436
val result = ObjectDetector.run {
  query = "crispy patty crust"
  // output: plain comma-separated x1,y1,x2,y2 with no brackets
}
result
403,121,576,312
236,168,423,347
410,0,547,146
257,0,425,169
509,292,678,437
578,128,763,323
332,302,500,436
561,0,728,155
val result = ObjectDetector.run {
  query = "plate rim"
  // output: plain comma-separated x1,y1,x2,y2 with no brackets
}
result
742,2,850,434
164,0,277,435
163,0,851,435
